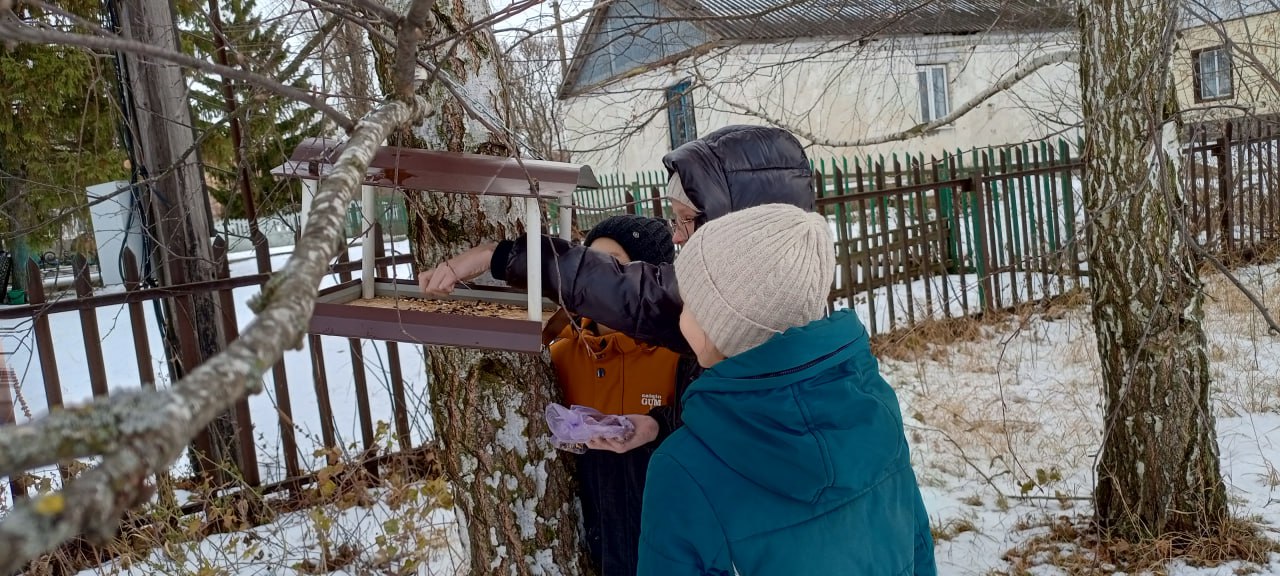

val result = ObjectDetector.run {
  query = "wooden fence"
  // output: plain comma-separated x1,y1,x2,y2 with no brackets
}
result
0,224,431,530
0,122,1277,569
577,121,1280,337
1185,118,1280,259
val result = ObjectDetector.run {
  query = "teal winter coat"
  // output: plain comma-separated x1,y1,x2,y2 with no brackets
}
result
637,310,936,576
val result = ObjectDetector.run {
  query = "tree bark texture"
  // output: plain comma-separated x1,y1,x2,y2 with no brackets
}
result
1079,0,1230,539
117,0,242,480
376,0,587,572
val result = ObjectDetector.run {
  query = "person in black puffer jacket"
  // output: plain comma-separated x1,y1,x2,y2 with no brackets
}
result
419,125,816,450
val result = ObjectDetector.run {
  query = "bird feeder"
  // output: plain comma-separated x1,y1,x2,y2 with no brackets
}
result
270,138,597,353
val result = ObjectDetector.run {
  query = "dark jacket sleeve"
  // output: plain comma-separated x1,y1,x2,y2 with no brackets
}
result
492,235,692,354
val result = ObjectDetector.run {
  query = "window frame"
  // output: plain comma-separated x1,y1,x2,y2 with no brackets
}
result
916,64,951,124
665,80,697,150
1192,45,1234,102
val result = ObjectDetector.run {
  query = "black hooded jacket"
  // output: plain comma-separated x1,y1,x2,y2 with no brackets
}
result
491,125,815,437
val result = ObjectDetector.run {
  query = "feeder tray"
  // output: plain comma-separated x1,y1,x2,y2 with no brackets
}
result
312,279,573,353
272,138,597,354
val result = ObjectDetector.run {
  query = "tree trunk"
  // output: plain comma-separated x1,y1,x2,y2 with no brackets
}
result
1079,0,1229,539
117,0,241,482
374,1,588,573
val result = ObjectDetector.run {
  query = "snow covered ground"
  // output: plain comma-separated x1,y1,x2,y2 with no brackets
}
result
4,246,1280,575
901,262,1280,575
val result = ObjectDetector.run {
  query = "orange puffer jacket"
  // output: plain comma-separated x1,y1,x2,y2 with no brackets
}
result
549,321,680,415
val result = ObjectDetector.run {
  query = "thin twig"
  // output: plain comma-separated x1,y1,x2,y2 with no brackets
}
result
0,96,428,574
704,50,1080,148
0,17,356,132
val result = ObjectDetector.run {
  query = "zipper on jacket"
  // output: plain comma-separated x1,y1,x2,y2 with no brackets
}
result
741,339,857,380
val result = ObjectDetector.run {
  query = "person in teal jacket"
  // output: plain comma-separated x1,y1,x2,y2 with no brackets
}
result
639,203,936,576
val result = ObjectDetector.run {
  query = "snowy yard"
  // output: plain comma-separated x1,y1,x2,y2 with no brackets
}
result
3,248,1280,575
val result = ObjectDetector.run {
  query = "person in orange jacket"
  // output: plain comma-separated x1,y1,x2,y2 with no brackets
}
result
549,214,693,576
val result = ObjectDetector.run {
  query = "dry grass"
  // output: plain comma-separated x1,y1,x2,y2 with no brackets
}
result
871,289,1091,363
995,515,1278,576
1199,264,1280,416
23,442,449,576
933,517,981,542
880,261,1280,574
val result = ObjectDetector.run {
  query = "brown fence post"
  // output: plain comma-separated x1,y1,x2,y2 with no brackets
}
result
0,339,25,500
1216,121,1234,255
625,191,638,215
968,174,997,311
24,259,70,482
650,186,665,218
335,249,377,475
73,255,109,398
213,240,261,487
374,224,412,450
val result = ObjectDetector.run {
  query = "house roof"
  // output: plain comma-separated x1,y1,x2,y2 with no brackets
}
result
558,0,1075,97
1180,0,1279,29
662,0,1075,40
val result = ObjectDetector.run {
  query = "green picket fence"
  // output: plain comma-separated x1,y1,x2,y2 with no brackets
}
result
573,137,1089,333
345,196,409,238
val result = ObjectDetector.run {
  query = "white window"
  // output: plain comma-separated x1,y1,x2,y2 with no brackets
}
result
1195,47,1233,101
917,65,950,123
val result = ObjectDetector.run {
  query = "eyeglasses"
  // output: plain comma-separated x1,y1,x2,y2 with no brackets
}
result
668,216,697,230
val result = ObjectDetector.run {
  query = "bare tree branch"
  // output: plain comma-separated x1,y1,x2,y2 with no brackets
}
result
0,14,357,132
350,0,404,23
0,0,441,564
703,49,1080,148
394,0,436,100
0,94,428,573
279,13,343,80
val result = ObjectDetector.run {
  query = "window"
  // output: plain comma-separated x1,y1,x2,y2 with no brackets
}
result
917,65,950,123
666,80,697,149
1194,46,1233,102
573,0,707,90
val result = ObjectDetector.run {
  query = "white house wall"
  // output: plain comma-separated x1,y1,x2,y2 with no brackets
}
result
562,31,1081,175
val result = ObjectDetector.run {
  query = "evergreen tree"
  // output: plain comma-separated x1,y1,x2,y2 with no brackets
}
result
0,1,125,292
182,0,323,219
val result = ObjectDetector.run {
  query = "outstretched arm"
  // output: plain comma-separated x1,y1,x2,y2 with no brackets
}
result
419,235,692,354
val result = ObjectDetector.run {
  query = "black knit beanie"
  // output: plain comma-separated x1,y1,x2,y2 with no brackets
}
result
584,214,676,265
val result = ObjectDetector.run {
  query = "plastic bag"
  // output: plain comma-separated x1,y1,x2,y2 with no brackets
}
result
544,403,636,454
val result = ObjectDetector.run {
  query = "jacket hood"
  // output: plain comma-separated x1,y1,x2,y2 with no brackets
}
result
679,310,907,504
662,125,815,224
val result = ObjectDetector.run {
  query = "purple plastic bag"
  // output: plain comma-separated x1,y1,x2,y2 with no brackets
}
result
545,403,636,454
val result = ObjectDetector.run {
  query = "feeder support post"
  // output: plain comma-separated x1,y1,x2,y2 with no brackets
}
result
526,197,543,321
361,185,376,299
558,195,573,241
300,179,317,235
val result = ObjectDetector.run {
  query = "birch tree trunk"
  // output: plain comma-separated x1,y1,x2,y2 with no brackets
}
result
1079,0,1230,539
375,1,586,573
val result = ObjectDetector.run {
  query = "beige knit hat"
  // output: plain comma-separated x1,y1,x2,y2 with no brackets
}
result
675,203,835,358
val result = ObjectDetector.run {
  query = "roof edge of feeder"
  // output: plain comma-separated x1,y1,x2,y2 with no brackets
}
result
269,137,602,198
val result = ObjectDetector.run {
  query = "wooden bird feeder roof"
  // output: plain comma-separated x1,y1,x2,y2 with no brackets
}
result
270,137,601,197
271,139,590,354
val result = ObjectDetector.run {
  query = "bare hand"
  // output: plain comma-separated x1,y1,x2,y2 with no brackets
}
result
587,415,659,453
418,244,497,297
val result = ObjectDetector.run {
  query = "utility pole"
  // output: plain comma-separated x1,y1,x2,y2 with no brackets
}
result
114,0,245,484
